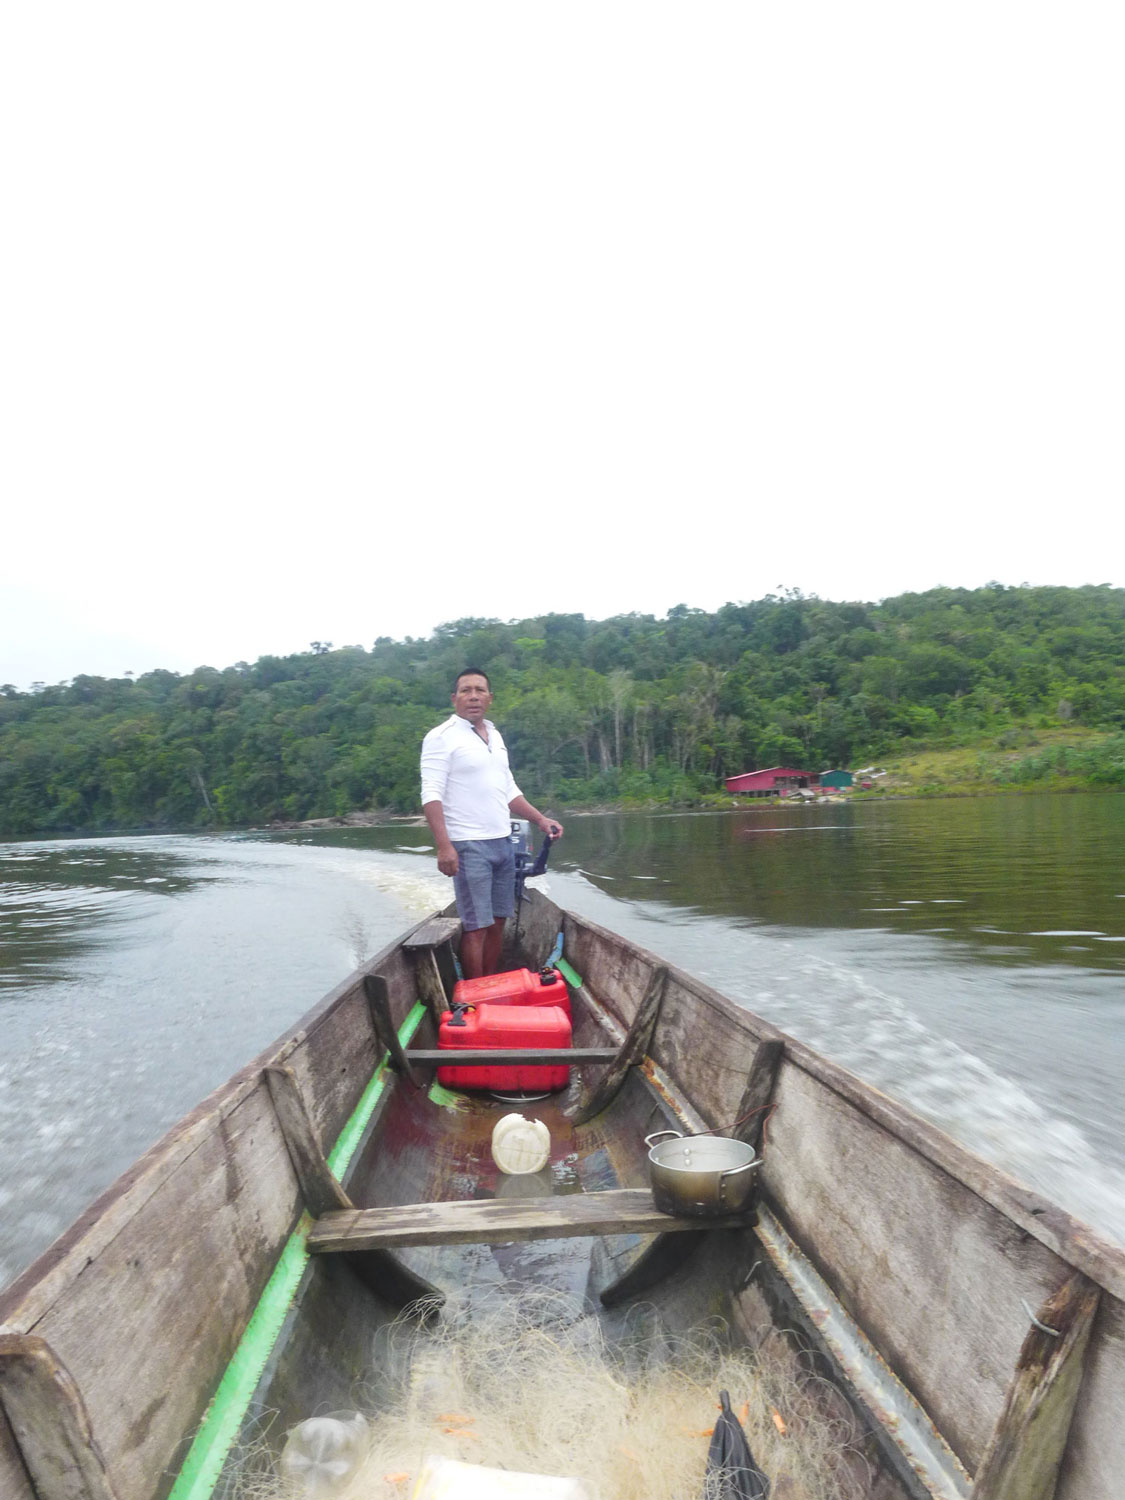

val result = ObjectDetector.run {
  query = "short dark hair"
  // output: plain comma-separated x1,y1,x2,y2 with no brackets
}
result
452,667,491,692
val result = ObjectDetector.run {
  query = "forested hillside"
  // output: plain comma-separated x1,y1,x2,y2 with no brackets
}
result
2,584,1124,834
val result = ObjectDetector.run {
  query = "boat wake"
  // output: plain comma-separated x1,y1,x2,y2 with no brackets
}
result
544,869,1125,1251
751,952,1125,1249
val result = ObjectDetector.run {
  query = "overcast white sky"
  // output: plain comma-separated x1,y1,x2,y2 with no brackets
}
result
2,4,1122,689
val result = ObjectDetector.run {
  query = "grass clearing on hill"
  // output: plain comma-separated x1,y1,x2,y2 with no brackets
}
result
860,729,1121,799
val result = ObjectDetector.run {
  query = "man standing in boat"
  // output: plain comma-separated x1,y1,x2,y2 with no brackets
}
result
420,667,563,979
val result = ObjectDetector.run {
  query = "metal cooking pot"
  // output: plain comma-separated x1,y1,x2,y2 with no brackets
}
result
645,1130,761,1218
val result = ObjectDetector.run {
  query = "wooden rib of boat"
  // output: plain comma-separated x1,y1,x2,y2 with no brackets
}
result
1,890,1123,1500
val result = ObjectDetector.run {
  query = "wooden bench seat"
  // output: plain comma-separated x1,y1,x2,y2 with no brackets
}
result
401,917,462,951
307,1188,751,1253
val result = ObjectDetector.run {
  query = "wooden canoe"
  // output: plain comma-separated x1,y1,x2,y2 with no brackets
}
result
1,890,1123,1500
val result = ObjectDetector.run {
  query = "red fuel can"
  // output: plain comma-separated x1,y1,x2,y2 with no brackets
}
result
451,967,571,1020
437,1002,571,1092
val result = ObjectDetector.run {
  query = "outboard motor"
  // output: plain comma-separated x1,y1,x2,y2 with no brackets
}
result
511,818,555,937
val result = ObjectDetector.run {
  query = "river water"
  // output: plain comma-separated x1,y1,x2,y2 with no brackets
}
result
2,794,1123,1291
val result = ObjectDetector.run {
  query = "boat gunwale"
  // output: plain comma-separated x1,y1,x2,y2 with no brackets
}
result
0,909,439,1329
563,905,1125,1304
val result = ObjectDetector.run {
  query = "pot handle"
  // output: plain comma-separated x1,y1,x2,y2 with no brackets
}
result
720,1156,762,1179
643,1130,683,1148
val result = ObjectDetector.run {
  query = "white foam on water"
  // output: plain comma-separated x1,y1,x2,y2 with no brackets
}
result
331,859,449,918
730,946,1125,1247
250,844,452,932
548,872,1125,1250
1029,930,1104,937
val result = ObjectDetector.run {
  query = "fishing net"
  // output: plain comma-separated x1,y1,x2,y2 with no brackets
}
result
228,1286,869,1500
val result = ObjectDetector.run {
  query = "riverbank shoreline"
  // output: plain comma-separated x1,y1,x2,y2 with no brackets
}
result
262,781,1122,834
261,731,1123,829
4,779,1119,842
2,731,1120,841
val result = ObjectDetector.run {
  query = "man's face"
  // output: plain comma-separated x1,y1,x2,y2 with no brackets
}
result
451,674,492,722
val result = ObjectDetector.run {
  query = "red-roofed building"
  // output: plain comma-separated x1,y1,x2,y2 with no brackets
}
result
725,766,820,798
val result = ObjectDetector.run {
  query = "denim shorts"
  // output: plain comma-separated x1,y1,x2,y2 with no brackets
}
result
452,837,516,932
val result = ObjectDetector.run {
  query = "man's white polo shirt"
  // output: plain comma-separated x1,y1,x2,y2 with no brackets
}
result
419,714,522,841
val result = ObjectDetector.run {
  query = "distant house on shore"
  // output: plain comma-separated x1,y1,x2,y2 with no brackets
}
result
725,766,819,798
819,769,854,790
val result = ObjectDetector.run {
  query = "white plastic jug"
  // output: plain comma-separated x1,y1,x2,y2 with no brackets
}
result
491,1112,551,1175
279,1412,368,1497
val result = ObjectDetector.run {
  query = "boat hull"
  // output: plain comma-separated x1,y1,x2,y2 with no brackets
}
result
1,889,1123,1500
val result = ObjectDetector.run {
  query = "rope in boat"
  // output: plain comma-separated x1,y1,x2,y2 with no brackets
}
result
696,1102,778,1150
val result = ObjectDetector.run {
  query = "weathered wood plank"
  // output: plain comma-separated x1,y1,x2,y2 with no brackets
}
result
731,1038,785,1149
402,918,458,1031
411,949,450,1029
561,912,784,1130
568,965,667,1125
263,1065,443,1313
365,974,420,1087
0,1076,300,1500
0,1402,36,1500
1054,1291,1125,1500
0,928,425,1500
0,1335,120,1500
761,1061,1078,1473
411,948,453,1032
755,1028,1125,1305
0,1106,246,1333
264,1063,354,1216
402,918,461,950
309,1189,751,1252
405,1047,619,1065
266,962,393,1158
972,1275,1100,1500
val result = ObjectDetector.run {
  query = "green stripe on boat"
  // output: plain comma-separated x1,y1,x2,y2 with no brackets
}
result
556,957,583,990
427,1078,471,1109
168,1000,427,1500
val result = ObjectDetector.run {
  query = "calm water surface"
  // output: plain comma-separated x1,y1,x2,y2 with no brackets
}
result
2,794,1123,1290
